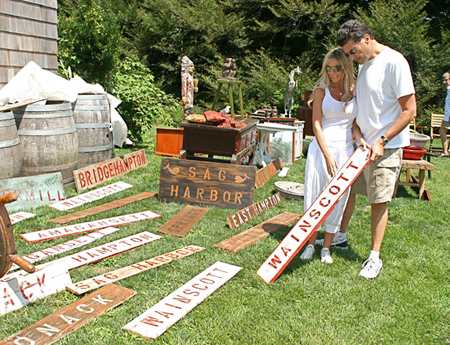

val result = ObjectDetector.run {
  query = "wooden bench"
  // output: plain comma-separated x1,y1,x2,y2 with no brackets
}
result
394,159,435,201
428,113,450,152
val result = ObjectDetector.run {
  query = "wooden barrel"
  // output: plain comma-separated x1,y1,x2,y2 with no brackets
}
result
73,93,113,168
0,111,22,180
13,102,78,188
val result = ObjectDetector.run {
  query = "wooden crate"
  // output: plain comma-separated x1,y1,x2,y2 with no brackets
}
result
156,127,184,157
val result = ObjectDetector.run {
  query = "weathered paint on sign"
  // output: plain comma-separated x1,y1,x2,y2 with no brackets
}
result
255,158,282,188
10,211,36,224
156,205,208,237
257,146,370,283
0,172,65,212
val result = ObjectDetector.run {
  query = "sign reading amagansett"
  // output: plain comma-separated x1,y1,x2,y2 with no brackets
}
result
158,158,256,209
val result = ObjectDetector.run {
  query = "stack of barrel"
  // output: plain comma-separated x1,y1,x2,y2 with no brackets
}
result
0,93,114,189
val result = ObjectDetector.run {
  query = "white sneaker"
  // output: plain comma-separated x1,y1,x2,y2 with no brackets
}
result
300,244,315,260
321,248,333,264
359,258,383,279
315,235,348,249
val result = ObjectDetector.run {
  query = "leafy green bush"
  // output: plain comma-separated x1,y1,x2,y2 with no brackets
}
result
112,57,182,143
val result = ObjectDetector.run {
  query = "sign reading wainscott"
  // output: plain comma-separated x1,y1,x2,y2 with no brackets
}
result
158,158,256,209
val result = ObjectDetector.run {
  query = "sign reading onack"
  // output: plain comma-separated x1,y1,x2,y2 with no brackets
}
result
158,158,256,209
73,149,147,192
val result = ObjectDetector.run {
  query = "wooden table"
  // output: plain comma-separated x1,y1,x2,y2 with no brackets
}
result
394,159,435,200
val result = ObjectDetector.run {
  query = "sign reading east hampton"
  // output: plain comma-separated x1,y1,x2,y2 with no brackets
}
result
19,210,161,243
73,149,147,192
48,192,156,224
0,172,65,212
0,284,136,345
1,232,162,283
257,146,370,284
123,261,242,341
7,227,119,272
0,262,71,316
66,245,205,295
49,181,133,211
158,158,256,209
226,192,283,229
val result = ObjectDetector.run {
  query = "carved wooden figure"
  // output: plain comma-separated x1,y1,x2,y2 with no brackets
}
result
181,56,198,117
0,192,35,278
283,66,301,118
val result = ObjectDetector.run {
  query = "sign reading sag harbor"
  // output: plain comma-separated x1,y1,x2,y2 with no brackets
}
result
257,146,370,283
158,158,256,209
73,149,147,192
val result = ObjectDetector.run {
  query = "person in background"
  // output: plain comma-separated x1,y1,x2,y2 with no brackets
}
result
337,20,416,279
300,47,365,264
438,72,450,157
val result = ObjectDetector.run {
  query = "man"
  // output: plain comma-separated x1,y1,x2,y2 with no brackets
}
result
438,72,450,157
336,20,416,279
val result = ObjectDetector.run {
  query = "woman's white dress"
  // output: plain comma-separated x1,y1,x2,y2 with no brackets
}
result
304,87,357,234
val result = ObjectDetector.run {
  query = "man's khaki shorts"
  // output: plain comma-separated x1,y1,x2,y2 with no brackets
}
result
441,120,450,130
351,148,402,204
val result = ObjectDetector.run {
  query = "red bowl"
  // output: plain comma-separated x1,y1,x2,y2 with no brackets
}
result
403,147,427,160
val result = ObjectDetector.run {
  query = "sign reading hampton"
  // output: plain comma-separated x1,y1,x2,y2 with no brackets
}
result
158,158,256,209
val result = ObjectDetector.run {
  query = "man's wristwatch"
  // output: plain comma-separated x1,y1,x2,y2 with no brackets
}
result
380,135,389,146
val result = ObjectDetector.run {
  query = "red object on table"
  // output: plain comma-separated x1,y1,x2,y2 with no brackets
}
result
403,147,427,160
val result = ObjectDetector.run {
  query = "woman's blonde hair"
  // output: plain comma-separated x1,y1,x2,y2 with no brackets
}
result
307,47,355,112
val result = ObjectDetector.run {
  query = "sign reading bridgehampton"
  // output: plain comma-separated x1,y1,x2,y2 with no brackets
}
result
48,192,156,224
73,149,147,191
10,211,36,224
0,172,65,212
7,227,119,272
256,146,369,283
158,158,256,209
0,284,136,345
0,262,71,316
1,232,162,283
19,210,161,243
49,181,133,211
123,261,242,341
226,192,283,229
67,245,205,295
216,212,301,253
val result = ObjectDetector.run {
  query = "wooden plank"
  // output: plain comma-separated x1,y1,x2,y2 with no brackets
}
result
48,192,156,224
123,261,242,341
49,181,133,211
19,210,161,243
227,192,283,229
66,245,205,295
0,284,136,345
0,99,46,112
255,158,282,188
0,262,71,316
10,211,36,224
156,205,208,237
7,227,120,272
215,212,301,252
257,146,370,283
2,232,162,283
158,158,256,209
0,172,65,212
73,149,148,192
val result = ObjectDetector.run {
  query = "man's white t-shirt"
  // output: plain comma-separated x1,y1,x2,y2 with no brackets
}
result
444,86,450,122
356,46,415,148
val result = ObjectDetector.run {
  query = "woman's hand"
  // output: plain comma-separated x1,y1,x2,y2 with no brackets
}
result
325,156,338,177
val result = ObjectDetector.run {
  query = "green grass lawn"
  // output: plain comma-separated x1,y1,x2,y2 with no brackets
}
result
2,132,449,345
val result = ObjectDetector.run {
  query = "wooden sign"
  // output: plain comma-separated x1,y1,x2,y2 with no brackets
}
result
215,212,300,252
73,149,147,192
67,245,205,295
158,158,256,209
49,181,133,211
2,232,162,283
257,146,370,283
0,284,136,345
0,172,65,212
157,205,208,237
10,211,36,224
19,210,161,243
227,192,283,229
48,192,156,224
255,158,282,189
0,262,71,316
123,261,242,341
7,227,119,272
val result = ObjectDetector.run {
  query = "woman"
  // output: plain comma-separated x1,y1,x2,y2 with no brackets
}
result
300,47,366,263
